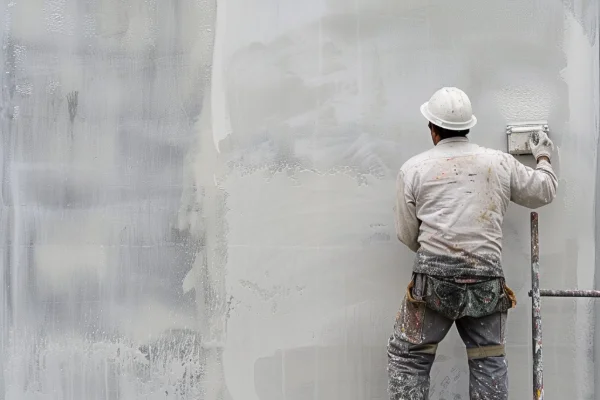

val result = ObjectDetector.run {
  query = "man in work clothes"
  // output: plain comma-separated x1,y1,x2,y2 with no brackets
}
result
388,87,558,399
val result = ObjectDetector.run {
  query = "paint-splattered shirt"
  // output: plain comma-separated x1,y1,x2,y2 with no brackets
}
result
395,136,557,278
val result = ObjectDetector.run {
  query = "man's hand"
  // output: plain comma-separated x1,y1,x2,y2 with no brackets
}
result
529,131,554,162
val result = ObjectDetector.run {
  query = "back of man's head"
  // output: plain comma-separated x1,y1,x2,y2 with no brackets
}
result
431,123,470,140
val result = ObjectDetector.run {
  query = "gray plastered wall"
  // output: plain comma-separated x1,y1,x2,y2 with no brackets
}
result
0,0,598,399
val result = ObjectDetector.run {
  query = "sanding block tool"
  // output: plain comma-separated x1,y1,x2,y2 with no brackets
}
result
506,121,549,156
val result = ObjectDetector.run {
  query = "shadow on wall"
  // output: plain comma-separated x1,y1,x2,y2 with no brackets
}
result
254,346,387,399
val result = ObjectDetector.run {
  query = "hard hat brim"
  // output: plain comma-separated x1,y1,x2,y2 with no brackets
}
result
420,102,478,131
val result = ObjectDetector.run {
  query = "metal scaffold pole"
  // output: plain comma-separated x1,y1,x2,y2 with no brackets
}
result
525,212,600,398
530,212,543,400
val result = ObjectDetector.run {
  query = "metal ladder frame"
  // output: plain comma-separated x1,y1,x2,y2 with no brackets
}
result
528,212,600,399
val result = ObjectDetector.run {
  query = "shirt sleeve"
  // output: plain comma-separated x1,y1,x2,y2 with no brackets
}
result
509,157,558,209
394,169,420,252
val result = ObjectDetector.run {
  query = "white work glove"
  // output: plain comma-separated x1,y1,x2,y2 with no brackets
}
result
529,131,554,161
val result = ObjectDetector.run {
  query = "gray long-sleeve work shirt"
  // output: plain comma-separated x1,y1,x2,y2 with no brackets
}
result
395,136,558,278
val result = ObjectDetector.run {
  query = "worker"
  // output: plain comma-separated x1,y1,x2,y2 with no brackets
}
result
388,87,557,399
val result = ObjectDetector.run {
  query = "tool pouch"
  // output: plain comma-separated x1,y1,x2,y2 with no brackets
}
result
423,276,517,320
395,273,428,344
411,273,427,301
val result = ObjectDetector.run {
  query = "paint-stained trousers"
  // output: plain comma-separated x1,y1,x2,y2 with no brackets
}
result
387,274,514,400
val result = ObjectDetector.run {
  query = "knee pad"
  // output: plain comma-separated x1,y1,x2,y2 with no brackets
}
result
388,342,438,357
412,343,438,355
466,344,505,359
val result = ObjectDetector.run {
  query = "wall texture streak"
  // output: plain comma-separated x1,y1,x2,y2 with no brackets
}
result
0,0,598,399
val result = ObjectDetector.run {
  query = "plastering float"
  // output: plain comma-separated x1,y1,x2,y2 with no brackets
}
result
506,121,549,155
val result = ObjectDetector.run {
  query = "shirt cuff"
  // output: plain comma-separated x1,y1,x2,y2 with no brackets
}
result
537,159,552,169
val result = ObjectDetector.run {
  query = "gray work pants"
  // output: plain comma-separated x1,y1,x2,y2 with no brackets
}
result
387,278,509,399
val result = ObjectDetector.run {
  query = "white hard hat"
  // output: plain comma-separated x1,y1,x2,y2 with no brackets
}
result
420,87,477,131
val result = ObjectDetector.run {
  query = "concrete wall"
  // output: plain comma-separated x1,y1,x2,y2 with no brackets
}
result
0,0,598,399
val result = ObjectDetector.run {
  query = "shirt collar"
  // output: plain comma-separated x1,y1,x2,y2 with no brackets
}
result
437,136,469,146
